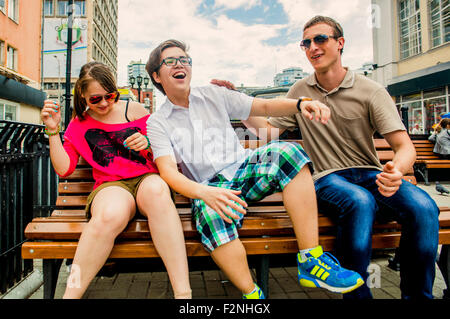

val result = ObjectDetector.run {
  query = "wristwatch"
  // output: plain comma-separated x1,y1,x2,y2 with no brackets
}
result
296,96,313,113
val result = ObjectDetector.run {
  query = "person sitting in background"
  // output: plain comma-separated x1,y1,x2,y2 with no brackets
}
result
429,118,450,159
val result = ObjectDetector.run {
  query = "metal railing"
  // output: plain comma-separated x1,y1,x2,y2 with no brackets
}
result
0,120,59,294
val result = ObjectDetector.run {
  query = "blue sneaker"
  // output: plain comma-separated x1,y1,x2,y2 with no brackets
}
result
297,246,364,294
242,283,265,299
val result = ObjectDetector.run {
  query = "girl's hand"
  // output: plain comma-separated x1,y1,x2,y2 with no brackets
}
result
41,100,61,131
124,132,150,151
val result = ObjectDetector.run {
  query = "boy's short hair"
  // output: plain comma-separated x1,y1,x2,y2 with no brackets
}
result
303,15,344,55
146,39,189,95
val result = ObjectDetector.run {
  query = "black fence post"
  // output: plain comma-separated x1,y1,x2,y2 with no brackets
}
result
401,105,409,133
0,121,59,295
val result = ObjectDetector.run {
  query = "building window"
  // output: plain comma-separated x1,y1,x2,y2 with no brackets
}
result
0,100,18,121
0,0,5,14
57,0,85,16
74,0,85,16
396,86,450,134
0,40,4,66
398,0,422,59
57,0,68,16
429,0,450,47
8,0,18,22
7,45,17,70
402,92,424,133
424,87,447,132
44,0,53,16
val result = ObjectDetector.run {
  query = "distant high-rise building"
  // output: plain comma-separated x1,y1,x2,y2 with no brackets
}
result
126,60,155,110
273,67,309,87
355,62,375,77
42,0,118,124
127,60,147,85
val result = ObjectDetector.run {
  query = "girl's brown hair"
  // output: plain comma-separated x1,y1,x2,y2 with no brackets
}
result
72,61,120,120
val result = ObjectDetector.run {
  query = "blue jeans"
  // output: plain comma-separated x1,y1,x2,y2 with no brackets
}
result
314,168,439,299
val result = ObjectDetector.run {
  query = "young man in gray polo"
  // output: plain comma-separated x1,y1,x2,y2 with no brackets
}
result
145,39,363,299
241,16,439,299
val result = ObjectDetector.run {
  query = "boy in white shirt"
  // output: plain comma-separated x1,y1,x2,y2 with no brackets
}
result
145,39,363,298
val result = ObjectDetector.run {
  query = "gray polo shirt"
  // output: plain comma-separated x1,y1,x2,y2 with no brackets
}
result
268,69,406,181
147,85,254,183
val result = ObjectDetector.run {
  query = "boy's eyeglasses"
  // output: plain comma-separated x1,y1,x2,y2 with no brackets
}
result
300,34,339,50
88,92,118,104
157,56,192,69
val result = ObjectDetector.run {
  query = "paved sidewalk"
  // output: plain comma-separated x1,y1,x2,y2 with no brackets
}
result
28,182,450,299
28,252,447,299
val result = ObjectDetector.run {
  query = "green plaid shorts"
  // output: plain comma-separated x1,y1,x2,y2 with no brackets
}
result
192,140,312,252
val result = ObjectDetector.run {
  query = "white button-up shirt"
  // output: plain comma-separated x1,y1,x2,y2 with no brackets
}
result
147,85,254,183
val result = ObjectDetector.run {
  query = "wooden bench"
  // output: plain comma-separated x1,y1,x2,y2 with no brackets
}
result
413,140,450,185
22,139,450,299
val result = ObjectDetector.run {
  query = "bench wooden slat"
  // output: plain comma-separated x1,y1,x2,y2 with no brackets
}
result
24,229,450,260
58,182,94,194
44,209,450,228
24,211,409,241
60,168,93,180
373,139,390,149
55,192,286,207
377,150,395,162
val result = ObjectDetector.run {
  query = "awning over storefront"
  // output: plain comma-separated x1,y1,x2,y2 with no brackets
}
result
387,62,450,96
0,75,46,107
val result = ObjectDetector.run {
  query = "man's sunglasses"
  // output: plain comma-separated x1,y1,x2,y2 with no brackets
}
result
157,56,192,70
88,92,118,104
300,34,340,50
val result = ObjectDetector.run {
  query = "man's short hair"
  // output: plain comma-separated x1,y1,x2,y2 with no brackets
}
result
146,39,189,95
303,15,344,55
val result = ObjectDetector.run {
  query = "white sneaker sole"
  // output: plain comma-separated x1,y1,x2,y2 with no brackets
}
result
299,277,365,294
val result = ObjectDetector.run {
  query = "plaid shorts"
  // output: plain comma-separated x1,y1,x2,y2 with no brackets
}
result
192,140,312,252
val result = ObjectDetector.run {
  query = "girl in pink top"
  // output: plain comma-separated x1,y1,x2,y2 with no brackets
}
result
62,112,157,189
40,62,191,299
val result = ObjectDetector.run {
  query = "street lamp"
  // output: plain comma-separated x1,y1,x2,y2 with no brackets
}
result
53,55,62,104
129,74,150,103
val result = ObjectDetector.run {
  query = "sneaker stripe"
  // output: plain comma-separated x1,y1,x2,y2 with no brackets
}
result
310,265,320,276
316,268,325,278
321,272,330,281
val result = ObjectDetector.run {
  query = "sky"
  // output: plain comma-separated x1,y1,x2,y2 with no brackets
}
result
117,0,375,105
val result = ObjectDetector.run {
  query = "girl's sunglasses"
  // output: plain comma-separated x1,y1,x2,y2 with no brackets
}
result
300,34,339,51
88,92,118,104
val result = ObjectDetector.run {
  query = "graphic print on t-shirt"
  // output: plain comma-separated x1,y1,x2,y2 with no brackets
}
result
85,127,150,167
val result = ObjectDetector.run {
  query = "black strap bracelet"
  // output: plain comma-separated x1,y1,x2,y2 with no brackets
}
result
296,98,303,113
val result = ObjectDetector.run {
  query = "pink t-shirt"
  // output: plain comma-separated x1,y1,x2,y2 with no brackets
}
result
61,113,158,189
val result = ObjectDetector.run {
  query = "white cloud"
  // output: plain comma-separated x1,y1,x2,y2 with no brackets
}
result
117,0,374,106
214,0,262,10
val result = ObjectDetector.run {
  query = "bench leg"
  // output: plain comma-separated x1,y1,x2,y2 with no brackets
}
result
438,245,450,299
388,247,401,271
255,255,269,298
414,164,430,185
43,259,63,299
